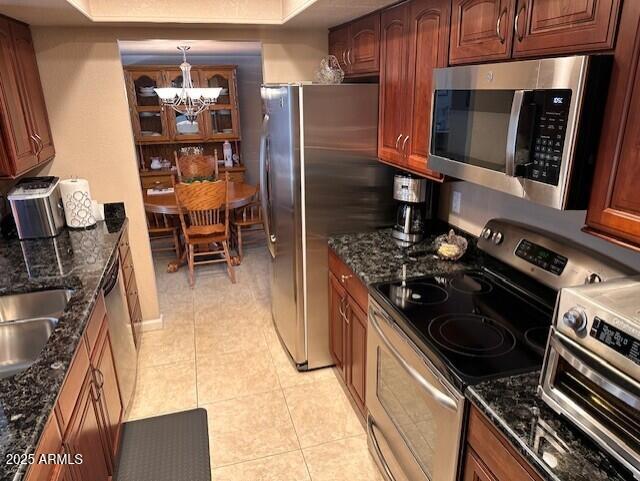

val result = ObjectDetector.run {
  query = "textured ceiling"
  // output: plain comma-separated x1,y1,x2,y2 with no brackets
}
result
0,0,396,27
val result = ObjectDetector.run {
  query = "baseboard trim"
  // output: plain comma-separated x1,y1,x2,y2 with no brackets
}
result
140,314,164,331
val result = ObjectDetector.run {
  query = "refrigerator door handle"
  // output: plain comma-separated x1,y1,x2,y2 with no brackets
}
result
259,113,276,258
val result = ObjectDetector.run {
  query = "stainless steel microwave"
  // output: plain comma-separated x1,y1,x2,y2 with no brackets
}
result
428,55,612,210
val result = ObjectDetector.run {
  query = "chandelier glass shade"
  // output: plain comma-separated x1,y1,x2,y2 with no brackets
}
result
154,46,221,122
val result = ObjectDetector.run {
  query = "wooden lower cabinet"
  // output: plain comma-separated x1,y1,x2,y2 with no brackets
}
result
25,293,123,481
328,249,368,417
65,371,112,481
462,405,543,481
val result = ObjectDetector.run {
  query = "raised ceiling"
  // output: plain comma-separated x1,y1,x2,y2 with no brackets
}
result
119,40,263,59
0,0,396,27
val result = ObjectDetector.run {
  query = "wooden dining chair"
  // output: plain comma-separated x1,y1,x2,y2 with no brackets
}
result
146,211,181,263
231,185,264,262
174,174,235,286
174,152,218,182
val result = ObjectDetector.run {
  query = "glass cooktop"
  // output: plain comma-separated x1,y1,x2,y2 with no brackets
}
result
372,269,554,386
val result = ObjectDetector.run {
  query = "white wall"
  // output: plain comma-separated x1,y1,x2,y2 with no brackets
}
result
439,181,640,271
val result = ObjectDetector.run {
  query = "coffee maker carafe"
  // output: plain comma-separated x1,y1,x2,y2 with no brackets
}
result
392,174,431,246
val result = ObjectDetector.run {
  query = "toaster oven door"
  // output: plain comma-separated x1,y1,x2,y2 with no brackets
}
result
539,329,640,479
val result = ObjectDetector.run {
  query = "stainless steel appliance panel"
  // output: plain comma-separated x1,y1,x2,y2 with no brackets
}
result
429,56,606,209
301,84,395,369
103,257,138,416
262,85,306,366
367,299,465,481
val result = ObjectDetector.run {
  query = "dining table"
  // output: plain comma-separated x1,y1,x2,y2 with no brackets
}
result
143,181,258,272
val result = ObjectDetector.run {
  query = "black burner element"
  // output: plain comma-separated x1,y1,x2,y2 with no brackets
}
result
429,314,515,357
450,274,493,294
404,283,449,305
525,326,550,355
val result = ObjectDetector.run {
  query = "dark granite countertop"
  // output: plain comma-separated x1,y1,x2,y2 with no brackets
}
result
328,223,483,286
467,373,633,481
0,208,126,481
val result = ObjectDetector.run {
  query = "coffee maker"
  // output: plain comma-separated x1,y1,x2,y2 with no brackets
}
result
391,174,435,246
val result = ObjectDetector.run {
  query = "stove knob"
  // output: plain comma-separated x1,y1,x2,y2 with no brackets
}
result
562,308,587,334
492,232,503,245
482,228,493,240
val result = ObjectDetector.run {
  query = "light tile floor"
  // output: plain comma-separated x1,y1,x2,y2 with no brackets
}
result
129,245,383,481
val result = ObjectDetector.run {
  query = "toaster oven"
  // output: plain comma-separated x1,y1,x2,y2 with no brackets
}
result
539,277,640,479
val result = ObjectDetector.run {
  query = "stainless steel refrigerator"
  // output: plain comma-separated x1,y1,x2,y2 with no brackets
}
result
259,83,395,370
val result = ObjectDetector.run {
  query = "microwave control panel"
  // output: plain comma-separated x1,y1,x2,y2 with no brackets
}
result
529,89,572,186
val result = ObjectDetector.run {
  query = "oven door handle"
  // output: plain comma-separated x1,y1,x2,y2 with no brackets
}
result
506,89,528,177
370,307,458,412
367,415,398,481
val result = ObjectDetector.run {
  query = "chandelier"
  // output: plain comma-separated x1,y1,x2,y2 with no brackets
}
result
154,46,221,122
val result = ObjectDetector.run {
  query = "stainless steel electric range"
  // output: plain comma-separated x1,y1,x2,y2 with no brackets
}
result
365,219,635,481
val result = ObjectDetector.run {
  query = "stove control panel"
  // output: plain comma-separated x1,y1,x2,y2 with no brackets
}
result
515,239,568,276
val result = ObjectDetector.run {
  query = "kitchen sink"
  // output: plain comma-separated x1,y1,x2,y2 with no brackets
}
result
0,289,74,379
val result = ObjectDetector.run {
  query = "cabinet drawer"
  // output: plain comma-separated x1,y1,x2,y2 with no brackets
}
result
126,274,139,316
467,406,540,481
55,340,90,434
118,233,131,262
84,293,106,357
328,249,368,312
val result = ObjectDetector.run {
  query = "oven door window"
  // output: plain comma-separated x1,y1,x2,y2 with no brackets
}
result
552,357,640,449
431,90,515,172
377,349,436,478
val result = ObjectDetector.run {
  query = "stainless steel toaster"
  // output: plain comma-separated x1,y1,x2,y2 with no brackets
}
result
8,176,65,239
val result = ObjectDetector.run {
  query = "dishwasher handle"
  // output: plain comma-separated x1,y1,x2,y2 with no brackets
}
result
103,256,120,296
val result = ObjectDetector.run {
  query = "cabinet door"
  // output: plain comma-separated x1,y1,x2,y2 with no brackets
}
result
348,12,380,75
94,327,124,465
24,414,63,481
65,372,111,481
512,0,621,58
10,22,55,163
125,70,170,142
405,0,450,180
0,18,37,176
163,68,207,141
346,297,367,416
329,26,350,73
51,463,77,481
378,2,410,166
585,0,640,251
199,69,241,140
450,0,516,64
329,273,347,379
462,449,499,481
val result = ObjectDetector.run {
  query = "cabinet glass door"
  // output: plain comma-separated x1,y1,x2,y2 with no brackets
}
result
131,72,162,107
209,108,239,138
200,70,233,106
164,69,205,141
127,70,169,141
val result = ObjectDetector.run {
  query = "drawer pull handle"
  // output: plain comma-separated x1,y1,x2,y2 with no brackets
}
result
340,274,352,283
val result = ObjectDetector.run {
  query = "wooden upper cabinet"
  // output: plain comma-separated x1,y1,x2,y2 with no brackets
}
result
0,16,55,178
10,21,54,163
329,25,349,72
348,12,380,75
512,0,621,57
585,0,640,251
378,2,410,166
405,0,450,180
329,12,380,77
450,0,516,64
125,69,171,143
163,68,206,141
0,18,37,176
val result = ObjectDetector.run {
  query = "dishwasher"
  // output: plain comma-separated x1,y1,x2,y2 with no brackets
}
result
103,254,138,416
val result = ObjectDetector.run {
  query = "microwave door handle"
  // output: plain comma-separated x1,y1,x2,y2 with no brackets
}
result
506,90,527,177
369,307,458,412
